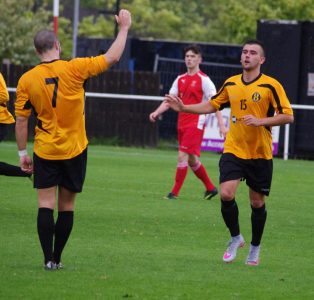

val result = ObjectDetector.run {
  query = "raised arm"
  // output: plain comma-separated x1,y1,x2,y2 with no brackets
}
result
104,9,132,66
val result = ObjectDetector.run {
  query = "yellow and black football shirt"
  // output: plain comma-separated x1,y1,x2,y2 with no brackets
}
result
210,73,293,160
15,55,109,160
0,72,14,124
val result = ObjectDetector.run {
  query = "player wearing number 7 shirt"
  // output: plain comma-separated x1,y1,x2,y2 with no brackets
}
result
15,9,131,270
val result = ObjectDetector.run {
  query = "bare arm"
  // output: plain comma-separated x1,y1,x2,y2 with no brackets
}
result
104,9,132,66
243,113,294,127
16,116,28,150
15,116,33,173
149,101,170,122
215,110,228,138
165,94,217,114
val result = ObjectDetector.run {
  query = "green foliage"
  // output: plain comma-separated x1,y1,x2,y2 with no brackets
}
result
79,15,115,38
121,0,212,41
1,0,314,65
57,16,73,60
81,0,118,10
78,0,314,43
0,0,51,65
70,0,314,42
208,0,314,44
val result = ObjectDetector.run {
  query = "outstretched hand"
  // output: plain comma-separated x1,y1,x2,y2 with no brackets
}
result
115,9,132,30
165,94,184,112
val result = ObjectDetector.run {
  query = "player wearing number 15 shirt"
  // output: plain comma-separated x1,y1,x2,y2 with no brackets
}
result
165,40,294,266
211,72,293,160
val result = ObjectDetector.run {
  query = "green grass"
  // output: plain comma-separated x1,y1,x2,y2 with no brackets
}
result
0,142,313,299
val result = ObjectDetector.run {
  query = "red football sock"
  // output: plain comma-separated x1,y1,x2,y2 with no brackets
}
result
171,162,188,196
191,161,215,191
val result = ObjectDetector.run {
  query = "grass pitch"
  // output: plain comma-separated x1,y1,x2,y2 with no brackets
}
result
0,142,313,299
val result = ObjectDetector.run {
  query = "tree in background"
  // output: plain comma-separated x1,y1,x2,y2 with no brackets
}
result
0,0,50,65
1,0,314,65
77,0,314,43
209,0,314,43
77,0,214,41
0,0,72,65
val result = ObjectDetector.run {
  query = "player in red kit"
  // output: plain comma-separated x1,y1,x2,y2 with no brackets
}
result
150,44,227,200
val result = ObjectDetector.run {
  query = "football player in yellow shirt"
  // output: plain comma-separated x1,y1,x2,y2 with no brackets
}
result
165,40,294,266
0,72,32,179
15,9,131,270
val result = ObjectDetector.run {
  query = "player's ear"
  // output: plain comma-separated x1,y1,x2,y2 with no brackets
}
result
54,40,60,49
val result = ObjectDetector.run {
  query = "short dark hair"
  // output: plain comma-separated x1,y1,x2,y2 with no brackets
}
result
183,44,202,56
34,30,58,54
243,39,266,57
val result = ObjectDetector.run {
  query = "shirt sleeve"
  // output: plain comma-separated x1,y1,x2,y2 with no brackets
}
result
209,81,230,110
202,76,216,101
15,75,33,118
0,73,9,105
169,77,179,95
69,55,110,81
271,81,294,116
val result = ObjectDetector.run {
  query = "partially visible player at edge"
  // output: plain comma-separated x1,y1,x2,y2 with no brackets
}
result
150,44,228,201
0,72,32,179
15,9,131,270
165,39,294,266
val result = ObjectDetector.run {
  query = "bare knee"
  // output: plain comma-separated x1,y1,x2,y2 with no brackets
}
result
220,188,236,201
250,198,265,208
249,189,265,208
220,180,239,200
58,187,77,211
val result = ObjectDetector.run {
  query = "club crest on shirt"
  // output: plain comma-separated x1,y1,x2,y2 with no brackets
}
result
191,80,197,87
252,92,261,102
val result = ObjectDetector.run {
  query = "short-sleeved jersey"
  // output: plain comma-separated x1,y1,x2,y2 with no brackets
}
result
170,71,216,129
15,55,109,160
210,73,293,160
0,72,14,124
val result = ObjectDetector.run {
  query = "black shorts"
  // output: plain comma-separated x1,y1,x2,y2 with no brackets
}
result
0,124,8,142
33,148,88,193
219,153,273,196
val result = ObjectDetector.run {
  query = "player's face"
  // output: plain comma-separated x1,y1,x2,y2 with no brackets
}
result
240,44,265,71
185,50,201,70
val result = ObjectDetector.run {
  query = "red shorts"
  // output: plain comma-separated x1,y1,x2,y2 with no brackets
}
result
177,127,204,156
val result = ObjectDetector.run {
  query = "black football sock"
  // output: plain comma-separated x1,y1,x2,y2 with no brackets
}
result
221,199,240,237
53,211,74,264
251,204,267,246
37,208,55,264
0,161,30,177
